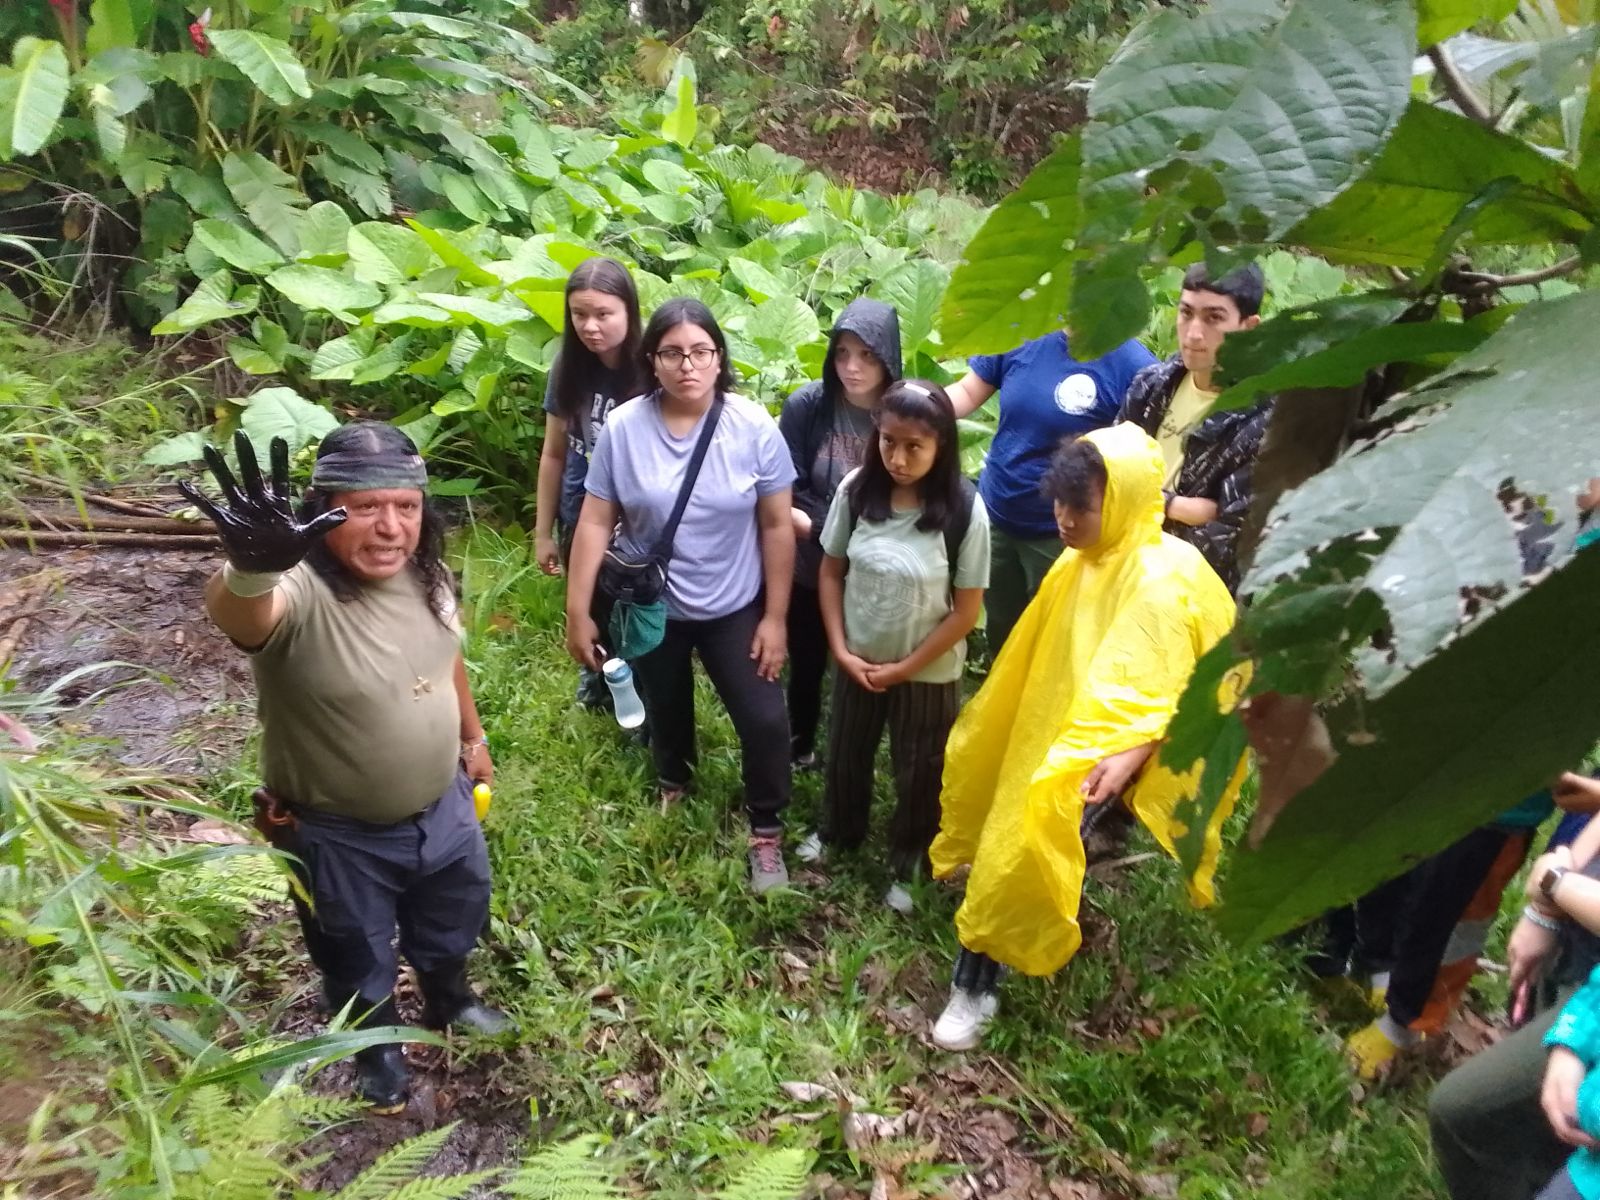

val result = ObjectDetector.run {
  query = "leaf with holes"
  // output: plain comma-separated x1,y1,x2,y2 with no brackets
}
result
1248,289,1600,696
939,138,1078,356
1219,545,1600,944
208,30,312,106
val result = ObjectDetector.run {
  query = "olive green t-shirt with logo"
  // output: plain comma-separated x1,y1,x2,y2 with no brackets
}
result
250,563,462,823
820,469,992,684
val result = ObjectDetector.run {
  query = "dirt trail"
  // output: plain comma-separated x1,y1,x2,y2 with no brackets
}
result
1,545,253,772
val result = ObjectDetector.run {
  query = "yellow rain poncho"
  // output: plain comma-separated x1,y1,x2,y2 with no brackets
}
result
930,423,1245,976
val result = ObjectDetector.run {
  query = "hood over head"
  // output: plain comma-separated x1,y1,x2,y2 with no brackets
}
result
1080,423,1166,559
823,297,903,401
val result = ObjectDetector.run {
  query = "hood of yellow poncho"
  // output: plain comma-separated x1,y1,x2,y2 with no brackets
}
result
1075,422,1167,565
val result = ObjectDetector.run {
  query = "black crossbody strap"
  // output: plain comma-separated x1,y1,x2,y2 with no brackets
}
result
650,393,725,562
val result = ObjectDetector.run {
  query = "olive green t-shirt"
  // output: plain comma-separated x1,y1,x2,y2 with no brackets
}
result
251,563,462,823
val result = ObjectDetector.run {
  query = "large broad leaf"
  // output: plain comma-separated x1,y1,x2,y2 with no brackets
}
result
1218,544,1600,944
1417,0,1519,49
266,264,381,318
1068,0,1414,355
308,153,392,218
237,387,340,453
296,201,352,266
416,292,531,332
3,38,71,159
1248,289,1600,695
223,151,307,256
191,219,284,274
86,0,144,58
152,270,260,334
1289,102,1592,266
660,60,697,148
871,259,949,354
1212,295,1490,410
208,30,312,106
349,223,434,286
747,296,821,351
938,138,1078,357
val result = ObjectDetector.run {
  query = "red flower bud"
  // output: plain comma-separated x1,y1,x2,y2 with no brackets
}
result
188,21,211,54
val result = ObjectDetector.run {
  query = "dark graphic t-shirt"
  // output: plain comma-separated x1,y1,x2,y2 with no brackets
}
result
542,359,630,529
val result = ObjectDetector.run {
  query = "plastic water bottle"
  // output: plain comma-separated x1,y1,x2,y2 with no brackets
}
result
602,658,646,730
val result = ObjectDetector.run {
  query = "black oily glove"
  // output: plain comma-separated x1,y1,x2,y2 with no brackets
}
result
179,431,347,573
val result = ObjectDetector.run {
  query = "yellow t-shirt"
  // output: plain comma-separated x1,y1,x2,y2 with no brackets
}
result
1155,374,1217,488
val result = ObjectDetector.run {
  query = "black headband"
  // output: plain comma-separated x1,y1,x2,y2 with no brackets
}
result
309,448,429,493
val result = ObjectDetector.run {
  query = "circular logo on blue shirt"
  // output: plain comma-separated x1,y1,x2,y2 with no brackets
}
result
1053,373,1100,414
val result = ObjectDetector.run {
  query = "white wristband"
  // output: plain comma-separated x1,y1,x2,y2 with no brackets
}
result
222,562,285,598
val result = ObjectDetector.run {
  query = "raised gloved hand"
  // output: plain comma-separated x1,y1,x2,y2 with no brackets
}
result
179,431,347,573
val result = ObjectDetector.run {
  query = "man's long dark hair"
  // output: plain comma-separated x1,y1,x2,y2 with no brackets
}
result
639,297,738,397
550,258,645,422
297,423,454,622
848,379,964,533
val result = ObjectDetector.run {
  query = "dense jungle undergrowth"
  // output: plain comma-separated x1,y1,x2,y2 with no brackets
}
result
6,0,1600,1193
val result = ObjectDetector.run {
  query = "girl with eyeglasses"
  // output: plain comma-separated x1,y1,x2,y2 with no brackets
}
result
563,298,799,893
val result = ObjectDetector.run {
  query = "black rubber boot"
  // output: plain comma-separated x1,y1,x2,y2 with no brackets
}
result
348,996,409,1114
416,961,514,1035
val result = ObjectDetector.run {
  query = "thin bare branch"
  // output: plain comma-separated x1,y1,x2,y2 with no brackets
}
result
1428,44,1494,128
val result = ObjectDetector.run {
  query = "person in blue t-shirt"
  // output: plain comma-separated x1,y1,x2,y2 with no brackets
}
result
947,332,1158,654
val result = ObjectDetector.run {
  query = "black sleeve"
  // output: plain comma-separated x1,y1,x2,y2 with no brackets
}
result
778,386,829,535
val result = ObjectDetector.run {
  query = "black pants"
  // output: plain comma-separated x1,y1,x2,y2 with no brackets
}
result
1318,825,1518,1025
289,769,491,1007
786,584,829,759
821,671,960,877
632,599,791,831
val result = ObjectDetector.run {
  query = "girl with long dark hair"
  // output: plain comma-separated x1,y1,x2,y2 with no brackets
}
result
563,298,799,893
778,299,902,769
796,380,990,912
533,257,646,706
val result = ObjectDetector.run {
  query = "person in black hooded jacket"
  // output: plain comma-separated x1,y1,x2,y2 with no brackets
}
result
778,298,903,767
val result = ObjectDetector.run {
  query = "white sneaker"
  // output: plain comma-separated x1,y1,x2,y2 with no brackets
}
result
794,832,825,864
931,986,998,1051
883,883,914,914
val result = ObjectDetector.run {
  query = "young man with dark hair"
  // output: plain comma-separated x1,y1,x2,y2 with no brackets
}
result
184,425,509,1114
1117,261,1270,591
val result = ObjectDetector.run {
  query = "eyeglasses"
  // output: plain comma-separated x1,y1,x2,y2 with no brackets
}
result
652,347,718,369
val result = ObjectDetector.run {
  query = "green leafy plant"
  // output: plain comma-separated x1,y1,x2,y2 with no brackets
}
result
939,0,1600,939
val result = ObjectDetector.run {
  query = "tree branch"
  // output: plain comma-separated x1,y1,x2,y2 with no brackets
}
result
1454,256,1584,292
1428,44,1494,128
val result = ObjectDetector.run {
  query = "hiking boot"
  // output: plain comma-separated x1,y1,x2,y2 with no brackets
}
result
748,831,789,894
883,882,914,915
576,667,611,711
354,1043,409,1114
932,986,998,1051
794,831,826,865
417,963,515,1036
1081,798,1136,863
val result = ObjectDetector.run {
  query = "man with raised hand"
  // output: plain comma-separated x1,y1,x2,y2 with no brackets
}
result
1116,261,1271,593
184,422,508,1114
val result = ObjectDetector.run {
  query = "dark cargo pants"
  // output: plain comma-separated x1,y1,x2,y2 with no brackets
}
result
287,768,491,1008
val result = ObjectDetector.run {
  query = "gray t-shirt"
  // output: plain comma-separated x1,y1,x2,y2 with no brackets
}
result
820,468,992,683
808,399,875,501
585,393,796,621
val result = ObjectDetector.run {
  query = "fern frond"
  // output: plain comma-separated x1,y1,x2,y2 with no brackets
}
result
331,1124,457,1200
184,1083,240,1147
712,1148,814,1200
500,1135,621,1200
368,1171,500,1200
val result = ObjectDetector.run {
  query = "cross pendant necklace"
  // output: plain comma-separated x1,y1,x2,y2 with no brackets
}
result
411,675,433,700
